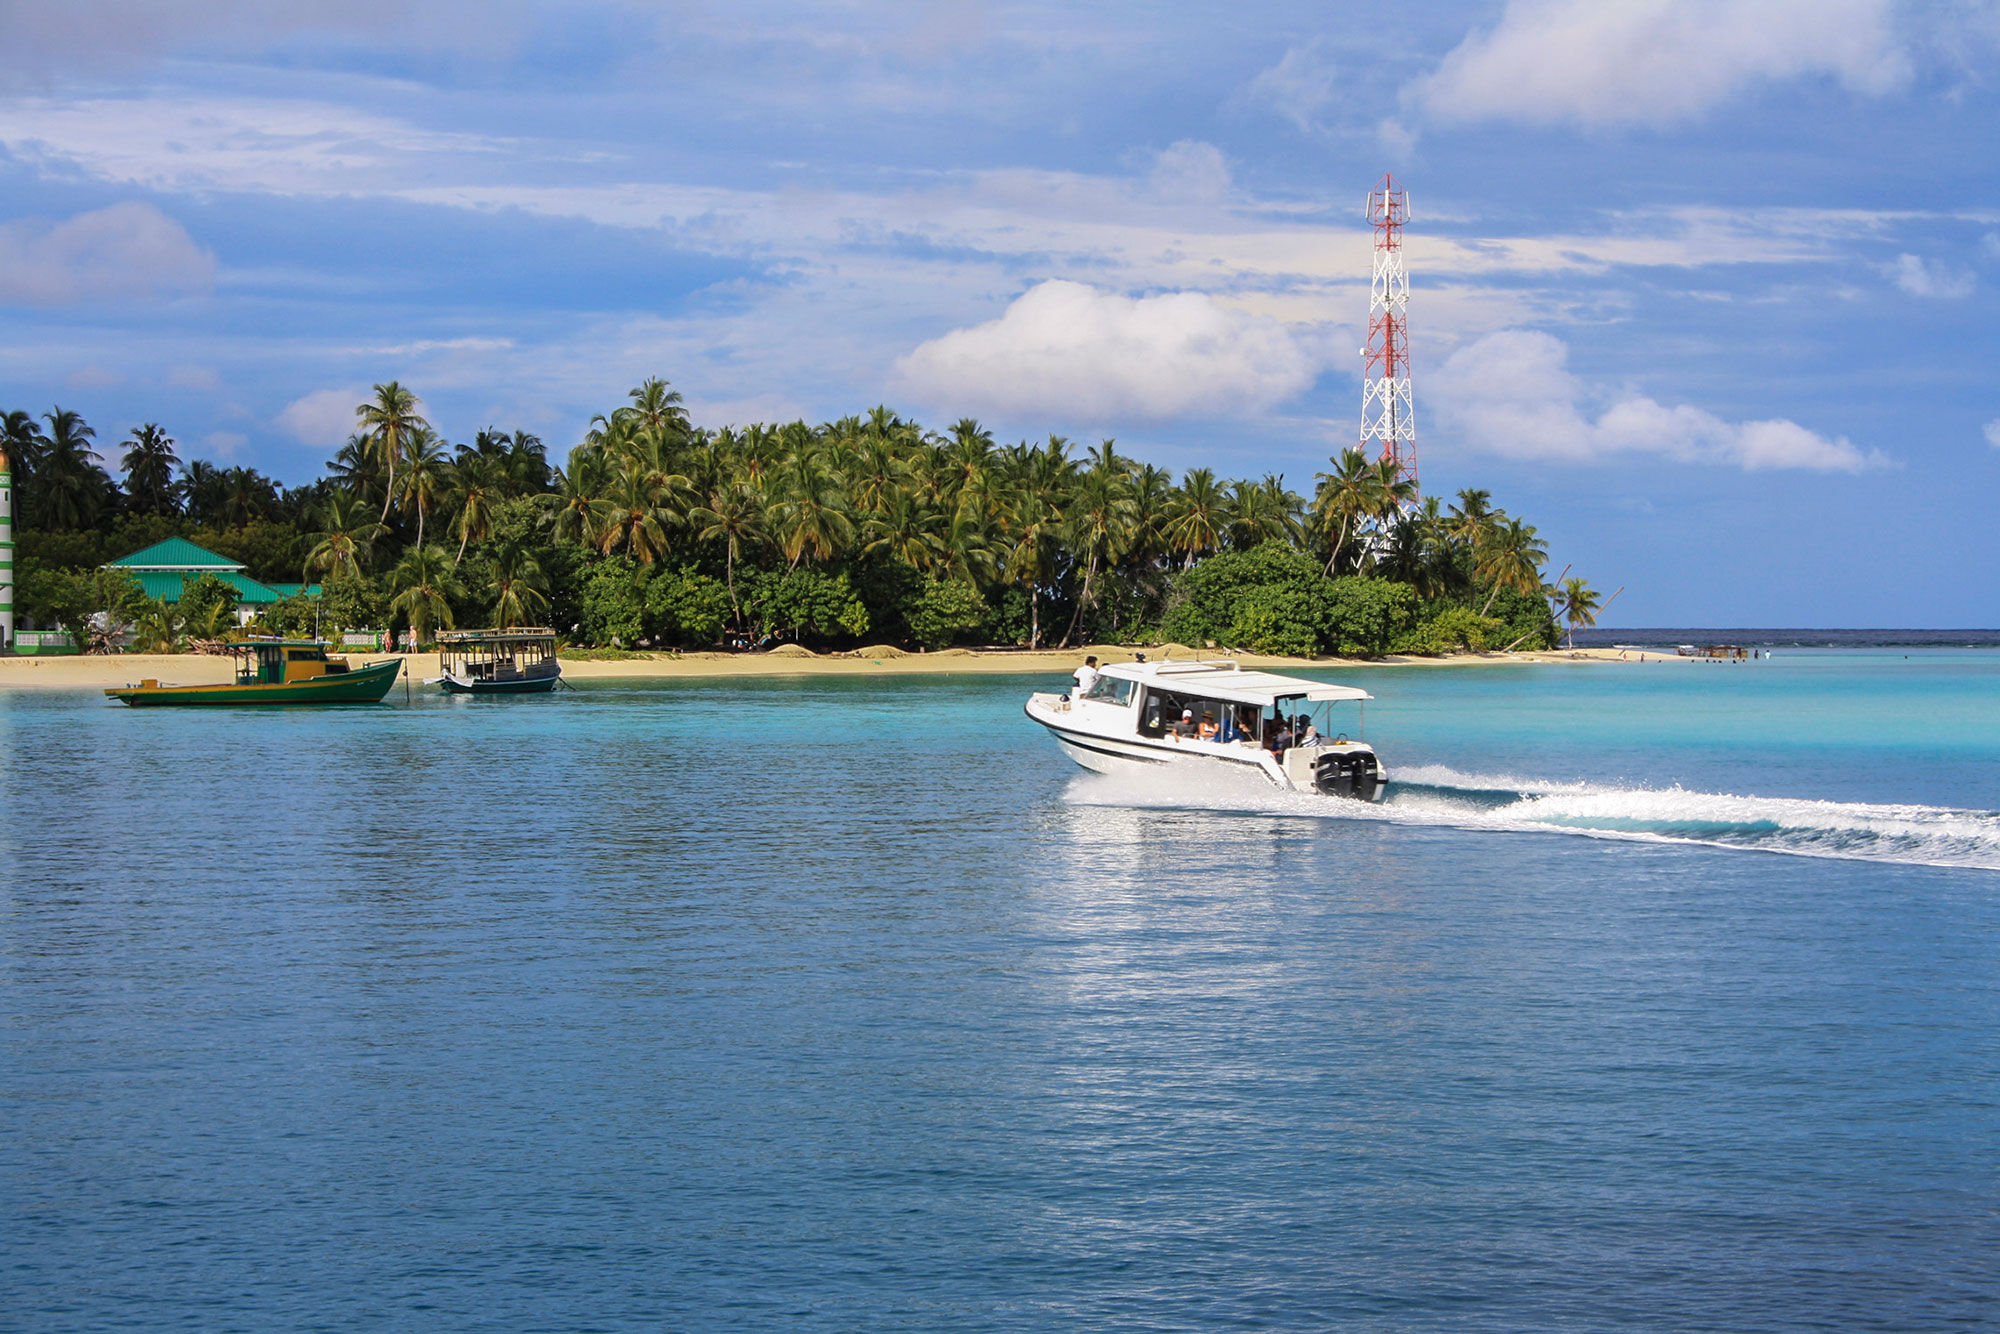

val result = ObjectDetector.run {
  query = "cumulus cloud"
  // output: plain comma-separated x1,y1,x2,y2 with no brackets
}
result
278,387,367,449
893,280,1323,425
1985,419,2000,450
0,202,214,306
1429,330,1886,472
1886,252,1975,298
1417,0,1910,126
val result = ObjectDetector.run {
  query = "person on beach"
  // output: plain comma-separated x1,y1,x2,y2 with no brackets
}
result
1072,655,1100,697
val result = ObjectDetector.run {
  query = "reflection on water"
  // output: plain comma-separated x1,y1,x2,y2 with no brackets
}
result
3,669,1998,1330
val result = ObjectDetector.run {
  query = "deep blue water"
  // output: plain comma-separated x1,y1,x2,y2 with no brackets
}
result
4,654,1998,1331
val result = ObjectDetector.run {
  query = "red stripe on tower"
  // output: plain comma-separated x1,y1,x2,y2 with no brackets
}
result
1360,174,1416,497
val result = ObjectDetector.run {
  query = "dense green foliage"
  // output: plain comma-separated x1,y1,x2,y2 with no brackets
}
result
5,383,1581,654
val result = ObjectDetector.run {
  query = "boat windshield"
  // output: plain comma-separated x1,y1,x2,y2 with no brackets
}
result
1077,675,1136,706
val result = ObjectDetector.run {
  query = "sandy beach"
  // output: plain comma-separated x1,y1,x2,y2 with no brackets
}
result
0,643,1685,690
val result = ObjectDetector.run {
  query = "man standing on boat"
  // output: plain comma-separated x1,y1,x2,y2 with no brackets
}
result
1072,655,1100,697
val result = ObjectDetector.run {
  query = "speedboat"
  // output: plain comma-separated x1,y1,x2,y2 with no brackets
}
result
1024,658,1386,799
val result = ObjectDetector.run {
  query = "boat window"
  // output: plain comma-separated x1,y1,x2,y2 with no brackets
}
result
1079,676,1135,707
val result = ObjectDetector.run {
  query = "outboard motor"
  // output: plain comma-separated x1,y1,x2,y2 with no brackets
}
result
1312,748,1381,800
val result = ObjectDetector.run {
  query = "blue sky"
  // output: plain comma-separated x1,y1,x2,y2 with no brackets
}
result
1,0,1996,625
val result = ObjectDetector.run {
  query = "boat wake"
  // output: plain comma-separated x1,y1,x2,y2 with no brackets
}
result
1065,762,2000,870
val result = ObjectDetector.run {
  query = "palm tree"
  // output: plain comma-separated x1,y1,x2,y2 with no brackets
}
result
1476,518,1549,617
687,481,768,627
180,459,225,526
488,541,550,626
1228,474,1303,549
397,430,448,548
449,454,499,564
35,408,114,530
1,409,40,475
770,447,853,568
120,423,181,516
218,466,278,527
388,544,459,643
590,460,675,564
1164,467,1227,567
1553,577,1603,648
861,489,947,572
547,447,609,547
326,433,386,510
1310,448,1386,575
356,381,425,523
1057,457,1139,647
305,492,386,582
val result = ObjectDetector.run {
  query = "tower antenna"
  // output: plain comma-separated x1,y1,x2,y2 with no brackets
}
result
1360,173,1417,498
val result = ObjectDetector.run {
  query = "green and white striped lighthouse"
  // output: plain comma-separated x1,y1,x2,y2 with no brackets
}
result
1,441,12,651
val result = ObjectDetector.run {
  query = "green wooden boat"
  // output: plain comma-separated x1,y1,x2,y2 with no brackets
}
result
105,638,403,706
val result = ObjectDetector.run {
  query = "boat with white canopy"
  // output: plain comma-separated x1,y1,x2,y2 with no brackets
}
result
1024,658,1386,799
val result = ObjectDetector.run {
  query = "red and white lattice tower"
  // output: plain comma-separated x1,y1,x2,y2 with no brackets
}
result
1360,173,1417,497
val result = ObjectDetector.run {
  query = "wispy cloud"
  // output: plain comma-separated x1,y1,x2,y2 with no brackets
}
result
1239,39,1340,133
1415,0,1910,127
1430,329,1887,472
1885,252,1975,298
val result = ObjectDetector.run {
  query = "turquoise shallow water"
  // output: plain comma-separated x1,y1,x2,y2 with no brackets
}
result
3,652,1998,1330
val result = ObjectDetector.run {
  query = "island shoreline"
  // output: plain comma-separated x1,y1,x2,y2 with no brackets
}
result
0,644,1685,690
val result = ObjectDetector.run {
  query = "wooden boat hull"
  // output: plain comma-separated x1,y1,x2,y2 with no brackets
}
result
105,658,403,706
439,667,560,694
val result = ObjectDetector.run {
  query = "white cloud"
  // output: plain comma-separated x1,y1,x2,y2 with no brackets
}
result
1984,419,2000,450
203,431,248,461
1146,141,1232,204
1240,39,1340,133
1984,232,2000,260
1886,252,1975,297
0,202,214,306
277,387,367,449
1430,329,1886,472
1417,0,1910,127
893,280,1324,425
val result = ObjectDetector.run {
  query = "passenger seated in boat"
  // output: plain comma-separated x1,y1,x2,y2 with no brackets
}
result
1268,719,1295,752
1172,708,1197,740
1295,719,1320,747
1197,713,1219,741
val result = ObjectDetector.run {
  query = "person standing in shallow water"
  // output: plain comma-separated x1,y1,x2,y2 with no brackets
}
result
1072,654,1100,697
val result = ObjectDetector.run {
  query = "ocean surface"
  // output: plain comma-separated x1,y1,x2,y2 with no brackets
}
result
4,651,1998,1331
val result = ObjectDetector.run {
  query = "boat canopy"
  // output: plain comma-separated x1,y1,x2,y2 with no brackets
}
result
1100,659,1370,707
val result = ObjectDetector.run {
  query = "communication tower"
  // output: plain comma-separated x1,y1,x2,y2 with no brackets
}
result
1360,173,1417,496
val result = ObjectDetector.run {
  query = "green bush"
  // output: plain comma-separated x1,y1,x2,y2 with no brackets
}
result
1395,606,1501,655
904,576,987,650
743,567,869,645
645,563,732,646
176,572,241,639
579,555,648,647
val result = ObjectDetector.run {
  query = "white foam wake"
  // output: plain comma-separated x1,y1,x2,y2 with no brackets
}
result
1064,763,2000,871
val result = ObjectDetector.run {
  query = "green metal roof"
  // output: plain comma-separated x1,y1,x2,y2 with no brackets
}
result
131,570,283,604
108,537,245,570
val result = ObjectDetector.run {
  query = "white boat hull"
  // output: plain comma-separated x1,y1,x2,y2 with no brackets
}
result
1026,691,1386,800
